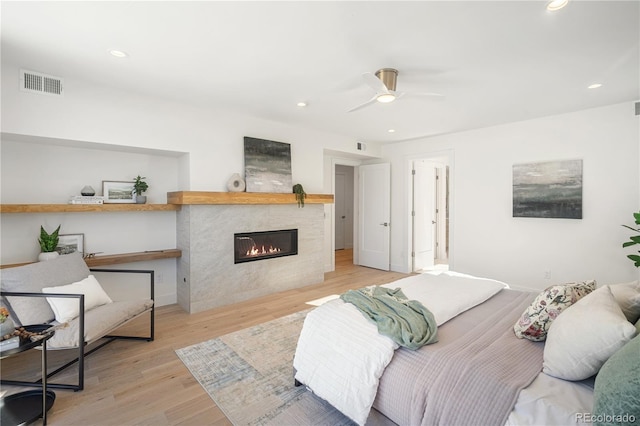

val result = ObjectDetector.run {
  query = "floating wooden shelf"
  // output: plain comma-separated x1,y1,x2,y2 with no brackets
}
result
167,191,334,205
0,204,180,213
0,249,181,269
84,249,182,267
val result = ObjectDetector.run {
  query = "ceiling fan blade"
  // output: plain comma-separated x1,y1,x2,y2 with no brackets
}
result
362,72,389,94
347,95,378,113
403,91,445,98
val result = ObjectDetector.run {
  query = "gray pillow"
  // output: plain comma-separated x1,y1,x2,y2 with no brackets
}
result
592,334,640,426
1,252,90,325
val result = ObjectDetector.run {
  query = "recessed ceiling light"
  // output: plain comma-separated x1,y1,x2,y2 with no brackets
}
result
297,102,307,107
109,49,128,58
546,0,569,11
588,83,602,89
388,129,396,133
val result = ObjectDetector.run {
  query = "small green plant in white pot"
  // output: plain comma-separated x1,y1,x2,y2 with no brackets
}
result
38,225,60,261
133,175,148,204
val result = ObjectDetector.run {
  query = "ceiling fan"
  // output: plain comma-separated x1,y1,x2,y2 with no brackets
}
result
348,68,444,113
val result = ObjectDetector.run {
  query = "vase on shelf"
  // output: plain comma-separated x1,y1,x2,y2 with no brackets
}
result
38,251,59,262
80,185,96,196
135,195,147,204
227,173,246,192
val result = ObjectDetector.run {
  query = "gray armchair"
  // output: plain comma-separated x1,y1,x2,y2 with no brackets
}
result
1,252,154,391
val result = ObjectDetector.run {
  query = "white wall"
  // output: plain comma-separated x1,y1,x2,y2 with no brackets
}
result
382,102,639,290
0,61,382,307
1,62,382,193
0,137,181,305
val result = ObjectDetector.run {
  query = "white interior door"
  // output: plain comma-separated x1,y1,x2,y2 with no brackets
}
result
413,160,436,271
335,171,346,250
358,163,390,270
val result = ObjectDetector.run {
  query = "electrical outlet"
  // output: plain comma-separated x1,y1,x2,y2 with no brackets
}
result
157,273,164,283
544,270,551,280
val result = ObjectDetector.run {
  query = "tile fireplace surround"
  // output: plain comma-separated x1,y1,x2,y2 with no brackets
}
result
172,192,330,313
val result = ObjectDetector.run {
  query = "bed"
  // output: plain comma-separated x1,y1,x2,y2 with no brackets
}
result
293,271,640,426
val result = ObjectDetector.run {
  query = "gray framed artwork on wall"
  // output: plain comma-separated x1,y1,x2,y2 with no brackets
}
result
512,159,583,219
243,137,292,193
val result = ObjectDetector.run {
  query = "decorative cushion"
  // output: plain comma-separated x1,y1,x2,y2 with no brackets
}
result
513,280,595,341
592,334,640,425
608,280,640,323
1,252,91,326
43,275,113,323
47,298,154,349
543,286,637,381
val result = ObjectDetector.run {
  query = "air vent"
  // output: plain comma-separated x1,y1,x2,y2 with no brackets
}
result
20,69,63,96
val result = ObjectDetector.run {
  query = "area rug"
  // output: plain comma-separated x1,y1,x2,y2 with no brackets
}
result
175,309,357,425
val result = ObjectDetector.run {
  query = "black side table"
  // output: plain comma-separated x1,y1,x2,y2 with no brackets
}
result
0,326,56,426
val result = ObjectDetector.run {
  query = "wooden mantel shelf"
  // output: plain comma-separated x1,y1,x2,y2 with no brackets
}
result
167,191,334,205
0,249,182,269
0,204,179,213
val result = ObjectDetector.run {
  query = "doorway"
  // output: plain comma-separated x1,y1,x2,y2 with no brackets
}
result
412,158,449,272
335,165,355,262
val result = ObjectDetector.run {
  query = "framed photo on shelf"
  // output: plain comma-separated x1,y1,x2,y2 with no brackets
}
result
56,233,84,256
103,180,135,204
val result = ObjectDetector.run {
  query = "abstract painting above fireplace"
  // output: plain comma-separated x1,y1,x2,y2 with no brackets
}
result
244,137,293,193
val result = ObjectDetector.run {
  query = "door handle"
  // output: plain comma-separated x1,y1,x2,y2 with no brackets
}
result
380,222,389,227
341,216,346,219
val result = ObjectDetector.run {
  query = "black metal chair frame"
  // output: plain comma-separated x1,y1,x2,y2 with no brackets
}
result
1,268,154,392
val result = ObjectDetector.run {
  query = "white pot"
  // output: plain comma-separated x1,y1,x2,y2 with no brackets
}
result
38,251,60,262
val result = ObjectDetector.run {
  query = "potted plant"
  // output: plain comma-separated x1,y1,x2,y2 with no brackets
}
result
622,211,640,267
293,183,307,208
133,175,149,204
38,224,60,261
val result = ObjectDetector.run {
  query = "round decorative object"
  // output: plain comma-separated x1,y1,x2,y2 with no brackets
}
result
80,185,95,196
0,317,15,337
227,173,246,192
38,251,59,262
135,195,147,204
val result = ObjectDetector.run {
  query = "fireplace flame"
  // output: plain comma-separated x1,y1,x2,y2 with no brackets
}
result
246,245,281,256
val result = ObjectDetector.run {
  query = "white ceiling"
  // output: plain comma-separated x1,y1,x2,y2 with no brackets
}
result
2,1,639,144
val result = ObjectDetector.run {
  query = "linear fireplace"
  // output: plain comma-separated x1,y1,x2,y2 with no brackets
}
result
234,229,298,264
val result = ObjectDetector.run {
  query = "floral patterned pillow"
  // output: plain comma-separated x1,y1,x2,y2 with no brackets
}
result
514,280,596,341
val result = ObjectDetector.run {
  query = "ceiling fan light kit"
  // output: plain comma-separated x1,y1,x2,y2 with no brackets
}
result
375,68,398,91
376,93,396,103
348,67,443,112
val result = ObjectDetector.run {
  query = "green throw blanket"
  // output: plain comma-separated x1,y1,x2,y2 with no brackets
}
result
340,286,438,350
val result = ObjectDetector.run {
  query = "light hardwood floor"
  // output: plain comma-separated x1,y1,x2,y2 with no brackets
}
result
1,250,408,426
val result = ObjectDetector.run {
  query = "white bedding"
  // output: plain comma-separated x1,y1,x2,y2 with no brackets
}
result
507,373,595,425
293,271,508,425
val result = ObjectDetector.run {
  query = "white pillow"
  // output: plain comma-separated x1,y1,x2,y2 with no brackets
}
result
42,275,113,323
608,280,640,323
543,285,637,381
